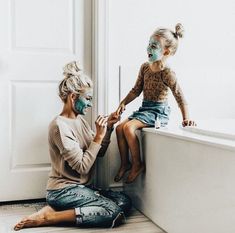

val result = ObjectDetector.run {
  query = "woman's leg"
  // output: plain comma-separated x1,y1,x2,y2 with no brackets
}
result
99,189,132,216
14,204,123,230
114,119,132,182
14,185,125,230
54,185,124,228
123,119,147,183
14,205,76,231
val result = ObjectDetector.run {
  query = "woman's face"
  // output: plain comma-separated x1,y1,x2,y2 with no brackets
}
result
147,36,164,63
73,89,93,115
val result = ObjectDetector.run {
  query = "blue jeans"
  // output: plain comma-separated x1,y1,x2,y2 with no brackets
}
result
46,184,132,228
129,100,171,126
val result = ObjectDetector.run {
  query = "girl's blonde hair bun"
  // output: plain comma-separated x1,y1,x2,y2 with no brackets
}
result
175,23,184,39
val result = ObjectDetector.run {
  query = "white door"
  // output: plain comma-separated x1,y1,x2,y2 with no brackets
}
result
0,0,92,201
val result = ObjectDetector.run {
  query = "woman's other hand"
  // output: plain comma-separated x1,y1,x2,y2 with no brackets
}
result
182,119,197,127
94,115,108,144
107,112,120,128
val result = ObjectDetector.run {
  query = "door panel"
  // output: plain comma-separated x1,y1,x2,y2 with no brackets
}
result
0,0,92,201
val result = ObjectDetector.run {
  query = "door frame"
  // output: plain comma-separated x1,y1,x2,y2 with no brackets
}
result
92,0,110,188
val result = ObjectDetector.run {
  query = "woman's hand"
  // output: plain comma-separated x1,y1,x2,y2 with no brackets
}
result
116,103,126,116
107,112,120,129
182,119,197,127
93,115,108,144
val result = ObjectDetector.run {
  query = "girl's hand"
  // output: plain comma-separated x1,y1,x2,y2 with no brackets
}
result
116,103,126,116
182,119,197,127
94,115,108,144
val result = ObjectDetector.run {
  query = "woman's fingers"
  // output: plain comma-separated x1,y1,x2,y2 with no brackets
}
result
96,115,108,127
95,115,102,122
100,117,108,127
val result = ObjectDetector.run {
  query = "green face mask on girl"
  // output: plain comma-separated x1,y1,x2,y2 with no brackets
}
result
147,38,163,63
74,91,93,115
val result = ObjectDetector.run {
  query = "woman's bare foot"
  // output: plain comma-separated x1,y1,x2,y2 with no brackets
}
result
14,205,56,231
114,163,132,182
125,164,145,184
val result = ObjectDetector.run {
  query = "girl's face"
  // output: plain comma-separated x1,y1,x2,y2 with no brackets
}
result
147,37,163,63
73,89,93,115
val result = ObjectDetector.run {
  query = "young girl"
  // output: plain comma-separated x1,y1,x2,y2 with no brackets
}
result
114,23,196,184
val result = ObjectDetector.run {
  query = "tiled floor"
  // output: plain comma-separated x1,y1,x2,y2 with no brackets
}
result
0,202,165,233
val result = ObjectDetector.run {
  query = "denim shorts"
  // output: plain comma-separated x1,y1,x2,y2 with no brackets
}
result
46,184,132,228
128,99,171,126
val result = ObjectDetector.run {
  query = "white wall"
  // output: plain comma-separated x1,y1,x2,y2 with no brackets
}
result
108,0,235,123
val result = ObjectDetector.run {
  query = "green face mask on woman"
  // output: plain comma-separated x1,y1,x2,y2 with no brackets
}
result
74,92,93,115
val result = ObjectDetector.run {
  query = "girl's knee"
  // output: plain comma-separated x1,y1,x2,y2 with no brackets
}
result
123,123,135,136
116,122,129,135
116,124,123,135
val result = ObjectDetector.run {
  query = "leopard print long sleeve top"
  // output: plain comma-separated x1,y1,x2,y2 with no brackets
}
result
129,62,187,107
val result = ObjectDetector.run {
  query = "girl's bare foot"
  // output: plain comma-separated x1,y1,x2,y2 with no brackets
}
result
125,164,145,184
14,205,56,231
114,163,132,182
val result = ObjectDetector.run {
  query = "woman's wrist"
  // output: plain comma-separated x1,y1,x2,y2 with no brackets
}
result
107,125,114,132
93,135,103,144
107,124,114,131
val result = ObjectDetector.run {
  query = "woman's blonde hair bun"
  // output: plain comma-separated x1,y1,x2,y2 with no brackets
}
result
58,61,93,102
63,61,82,78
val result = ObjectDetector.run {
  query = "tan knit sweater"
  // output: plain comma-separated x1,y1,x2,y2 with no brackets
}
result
46,115,112,190
130,63,187,107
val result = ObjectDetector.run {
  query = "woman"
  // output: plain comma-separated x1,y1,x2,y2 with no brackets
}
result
14,61,131,231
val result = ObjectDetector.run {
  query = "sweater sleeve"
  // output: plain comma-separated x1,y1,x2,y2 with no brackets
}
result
97,127,113,157
52,123,101,175
162,68,187,107
129,63,145,97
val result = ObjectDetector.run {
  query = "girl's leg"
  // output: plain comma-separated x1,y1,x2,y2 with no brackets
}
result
114,119,132,182
14,205,76,231
123,119,147,183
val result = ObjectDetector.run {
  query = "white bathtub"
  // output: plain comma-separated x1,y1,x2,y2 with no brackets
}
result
124,119,235,233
